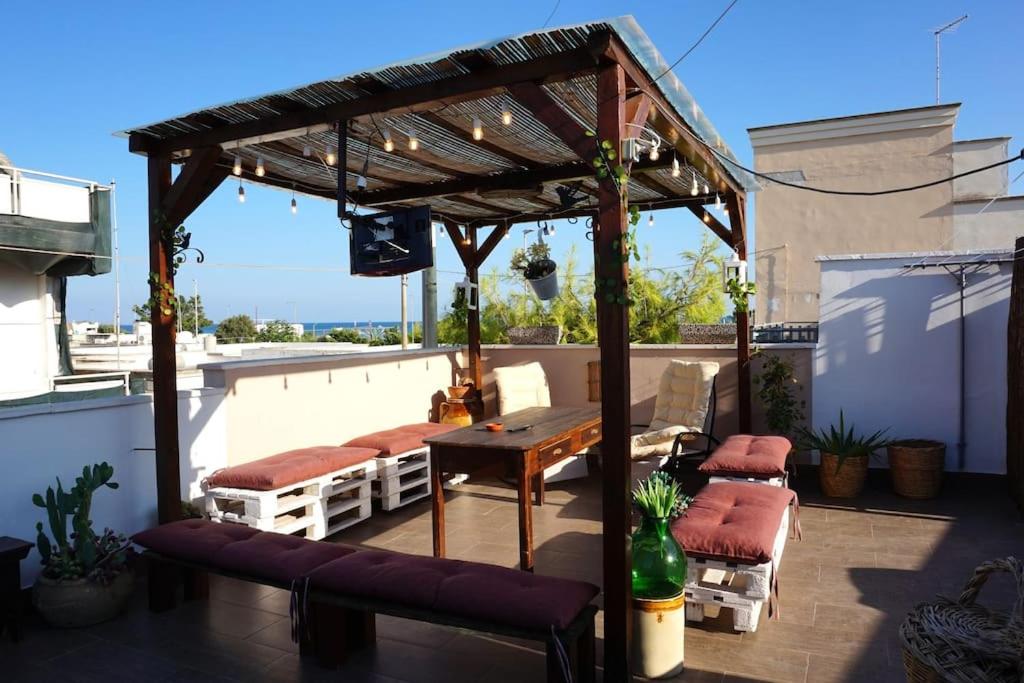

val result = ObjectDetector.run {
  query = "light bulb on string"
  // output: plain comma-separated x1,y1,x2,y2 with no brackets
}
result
649,145,660,162
703,212,711,224
472,117,483,141
702,181,710,195
671,155,680,178
501,100,513,126
237,181,245,204
290,184,297,215
356,175,367,190
255,156,265,177
690,170,699,197
302,144,311,157
648,212,655,227
382,129,394,152
325,144,337,166
715,193,722,210
232,155,242,176
408,129,419,151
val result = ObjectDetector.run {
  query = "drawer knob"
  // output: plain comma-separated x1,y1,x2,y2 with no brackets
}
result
590,428,599,435
553,448,563,455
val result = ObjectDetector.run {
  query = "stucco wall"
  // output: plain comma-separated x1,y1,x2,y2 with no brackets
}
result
953,138,1009,201
953,197,1024,250
752,110,956,324
815,255,1010,474
0,388,226,587
0,263,57,399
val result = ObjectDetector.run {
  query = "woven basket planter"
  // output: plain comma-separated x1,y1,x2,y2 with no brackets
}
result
900,557,1024,683
818,453,867,498
888,440,945,499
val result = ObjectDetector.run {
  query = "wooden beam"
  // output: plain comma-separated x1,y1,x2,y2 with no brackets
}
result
726,192,752,433
595,62,633,682
599,36,743,197
624,93,651,139
161,146,225,226
474,224,508,267
443,219,473,270
147,154,182,526
508,82,593,161
465,225,482,391
336,122,347,218
130,42,609,155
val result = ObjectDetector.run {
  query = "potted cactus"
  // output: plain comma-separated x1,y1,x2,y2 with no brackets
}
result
31,462,134,628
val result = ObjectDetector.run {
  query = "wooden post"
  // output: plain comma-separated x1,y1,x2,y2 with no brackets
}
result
147,154,182,525
596,62,633,682
727,193,752,433
466,225,482,390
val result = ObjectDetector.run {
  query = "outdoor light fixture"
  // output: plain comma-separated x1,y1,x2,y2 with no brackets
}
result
326,144,337,165
302,144,312,157
671,155,681,177
648,212,655,227
232,155,242,176
702,181,710,195
255,156,266,177
715,193,722,210
501,100,513,126
356,175,368,190
472,117,484,141
408,129,419,151
542,224,555,237
237,182,245,203
649,145,660,162
703,212,711,224
690,170,699,197
723,250,748,291
291,197,298,214
382,129,394,152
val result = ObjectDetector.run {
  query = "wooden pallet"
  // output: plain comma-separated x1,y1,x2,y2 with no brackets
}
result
376,479,431,511
707,473,788,488
682,506,790,632
324,480,373,536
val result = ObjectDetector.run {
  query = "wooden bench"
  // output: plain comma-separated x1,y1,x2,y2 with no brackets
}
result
306,550,598,682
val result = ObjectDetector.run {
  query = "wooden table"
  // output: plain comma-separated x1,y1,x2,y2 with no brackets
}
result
0,536,33,642
424,406,602,571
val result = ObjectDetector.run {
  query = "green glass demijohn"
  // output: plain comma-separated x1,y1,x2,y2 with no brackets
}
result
631,473,688,600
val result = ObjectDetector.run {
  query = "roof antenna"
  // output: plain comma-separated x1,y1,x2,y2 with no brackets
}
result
933,15,967,104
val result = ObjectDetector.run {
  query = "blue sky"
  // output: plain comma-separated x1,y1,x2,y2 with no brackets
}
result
3,1,1020,324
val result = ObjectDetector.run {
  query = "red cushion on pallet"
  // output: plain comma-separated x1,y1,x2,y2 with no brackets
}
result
308,550,598,631
671,482,794,564
342,423,459,456
698,434,791,478
205,446,379,491
132,519,358,584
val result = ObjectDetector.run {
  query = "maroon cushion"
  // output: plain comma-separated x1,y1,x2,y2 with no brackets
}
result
205,446,379,491
214,532,358,584
308,550,598,631
132,519,261,565
671,482,794,564
343,423,459,456
133,519,358,584
698,435,791,478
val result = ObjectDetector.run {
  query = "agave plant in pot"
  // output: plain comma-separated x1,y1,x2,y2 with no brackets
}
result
630,472,692,679
31,462,134,628
510,235,558,300
797,411,890,498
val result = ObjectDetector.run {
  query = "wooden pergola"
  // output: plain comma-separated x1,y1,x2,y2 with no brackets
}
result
121,17,756,680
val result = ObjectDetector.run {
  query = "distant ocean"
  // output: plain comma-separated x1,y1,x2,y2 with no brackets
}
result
121,321,415,335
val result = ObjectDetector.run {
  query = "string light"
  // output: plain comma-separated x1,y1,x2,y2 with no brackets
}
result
237,179,245,204
472,117,483,141
671,155,681,177
648,212,655,226
290,185,297,215
501,100,513,126
715,193,722,210
649,145,660,162
302,144,311,157
382,129,394,152
356,175,367,190
408,129,419,151
702,212,711,224
702,180,710,195
255,156,265,177
232,155,242,176
325,144,337,166
690,170,699,196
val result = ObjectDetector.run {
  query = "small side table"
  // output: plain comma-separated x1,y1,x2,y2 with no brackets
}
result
0,536,33,642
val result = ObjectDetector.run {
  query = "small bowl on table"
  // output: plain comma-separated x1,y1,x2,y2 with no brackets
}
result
485,422,504,432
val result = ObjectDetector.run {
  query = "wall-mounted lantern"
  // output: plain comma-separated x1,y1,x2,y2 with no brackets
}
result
723,250,748,291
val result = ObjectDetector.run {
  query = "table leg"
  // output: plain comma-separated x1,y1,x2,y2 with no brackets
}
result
430,445,446,558
517,459,535,572
533,471,545,506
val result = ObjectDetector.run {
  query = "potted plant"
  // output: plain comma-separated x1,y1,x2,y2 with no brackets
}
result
631,472,691,679
31,462,134,628
797,411,890,498
511,238,558,300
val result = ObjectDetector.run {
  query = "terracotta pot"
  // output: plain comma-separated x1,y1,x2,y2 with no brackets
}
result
819,452,868,498
33,570,134,628
439,401,473,427
446,385,471,400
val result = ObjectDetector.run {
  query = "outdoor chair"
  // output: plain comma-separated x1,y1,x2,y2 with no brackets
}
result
631,360,720,485
493,362,588,483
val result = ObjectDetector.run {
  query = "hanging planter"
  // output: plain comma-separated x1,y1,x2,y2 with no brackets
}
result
511,230,559,301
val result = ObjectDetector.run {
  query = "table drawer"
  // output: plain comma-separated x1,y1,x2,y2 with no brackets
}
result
581,423,602,445
539,437,574,463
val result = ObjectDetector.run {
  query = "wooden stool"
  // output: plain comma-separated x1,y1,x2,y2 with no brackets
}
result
0,536,33,642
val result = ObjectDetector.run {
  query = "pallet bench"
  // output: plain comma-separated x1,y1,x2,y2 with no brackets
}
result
671,481,800,632
307,550,598,682
203,446,378,540
698,434,791,488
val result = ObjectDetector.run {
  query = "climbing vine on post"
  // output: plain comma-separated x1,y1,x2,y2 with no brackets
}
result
588,132,643,307
726,278,756,314
146,215,205,321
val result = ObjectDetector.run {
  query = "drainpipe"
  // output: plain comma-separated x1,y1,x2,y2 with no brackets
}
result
956,265,966,470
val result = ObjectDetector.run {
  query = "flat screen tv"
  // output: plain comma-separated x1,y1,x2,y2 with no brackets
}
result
349,206,433,277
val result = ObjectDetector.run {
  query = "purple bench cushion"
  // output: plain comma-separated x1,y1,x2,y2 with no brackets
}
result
205,446,379,491
132,519,357,584
698,434,791,478
671,482,794,564
342,423,460,456
308,550,598,631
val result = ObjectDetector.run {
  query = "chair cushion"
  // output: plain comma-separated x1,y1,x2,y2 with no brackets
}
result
493,362,551,415
343,423,459,456
133,519,357,584
133,519,262,565
698,435,791,478
205,446,379,491
671,482,794,564
308,550,598,631
649,360,718,432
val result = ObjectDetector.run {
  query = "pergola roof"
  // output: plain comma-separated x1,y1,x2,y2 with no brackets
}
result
120,16,755,226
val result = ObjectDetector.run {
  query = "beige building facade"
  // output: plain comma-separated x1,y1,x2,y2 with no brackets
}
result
749,104,1022,324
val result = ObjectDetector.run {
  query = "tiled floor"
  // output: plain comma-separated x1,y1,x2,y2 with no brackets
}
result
3,469,1021,682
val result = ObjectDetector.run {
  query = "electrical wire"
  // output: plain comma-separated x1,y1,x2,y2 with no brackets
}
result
540,0,561,29
648,0,740,87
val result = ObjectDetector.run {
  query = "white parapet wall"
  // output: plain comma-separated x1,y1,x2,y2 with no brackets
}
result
0,388,226,587
815,251,1012,474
